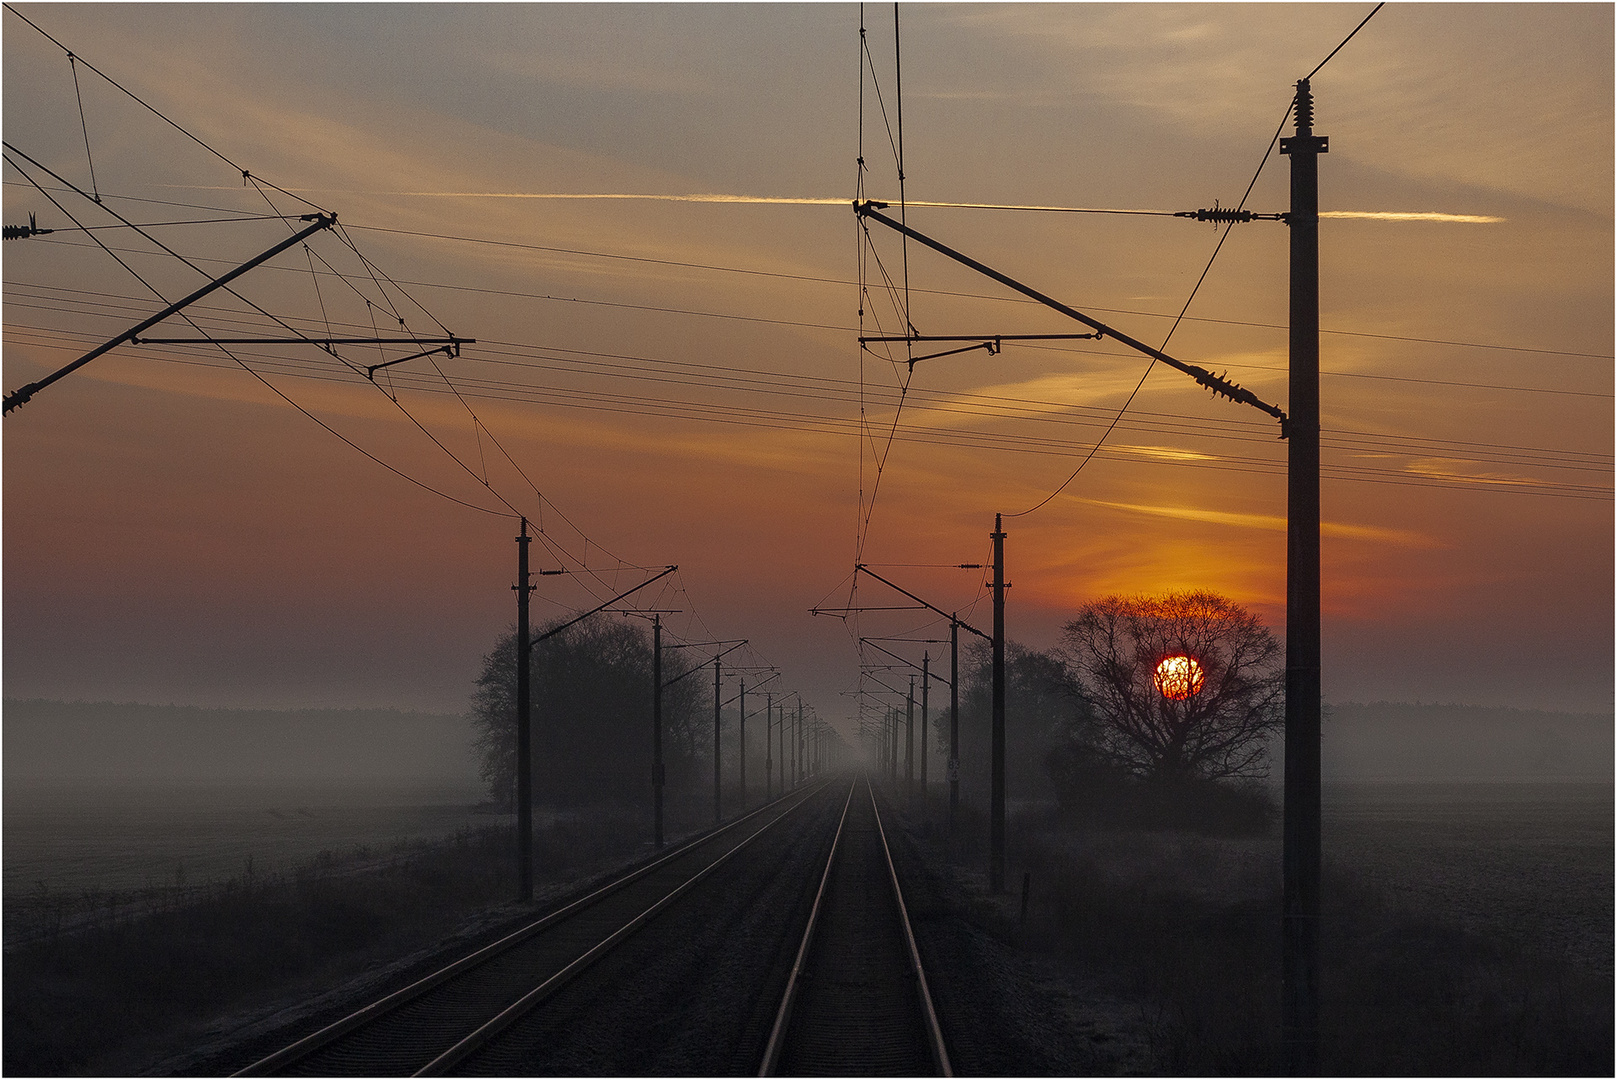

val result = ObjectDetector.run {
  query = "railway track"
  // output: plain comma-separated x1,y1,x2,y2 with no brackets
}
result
233,776,949,1076
761,779,952,1076
235,783,828,1077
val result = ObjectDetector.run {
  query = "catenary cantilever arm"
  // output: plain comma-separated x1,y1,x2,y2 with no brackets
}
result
662,640,748,690
4,212,336,413
854,564,990,641
855,201,1288,434
531,566,678,649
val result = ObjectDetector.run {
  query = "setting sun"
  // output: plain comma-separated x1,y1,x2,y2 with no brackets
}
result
1154,655,1206,701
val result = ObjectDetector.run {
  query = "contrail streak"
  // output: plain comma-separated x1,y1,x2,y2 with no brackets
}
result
381,193,1179,215
1321,210,1504,223
385,193,1504,222
390,192,850,205
175,186,1506,222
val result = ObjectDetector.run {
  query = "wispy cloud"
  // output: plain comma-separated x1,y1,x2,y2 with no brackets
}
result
1110,445,1217,463
1404,459,1557,490
1077,497,1441,547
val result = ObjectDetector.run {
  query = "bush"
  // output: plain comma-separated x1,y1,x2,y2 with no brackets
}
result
1046,742,1273,835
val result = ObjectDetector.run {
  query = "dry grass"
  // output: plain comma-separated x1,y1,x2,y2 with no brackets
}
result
3,808,659,1076
996,806,1614,1075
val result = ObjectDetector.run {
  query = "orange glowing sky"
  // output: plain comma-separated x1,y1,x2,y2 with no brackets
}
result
4,4,1612,729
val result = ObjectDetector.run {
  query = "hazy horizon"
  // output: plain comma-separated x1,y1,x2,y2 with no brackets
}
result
6,696,1610,790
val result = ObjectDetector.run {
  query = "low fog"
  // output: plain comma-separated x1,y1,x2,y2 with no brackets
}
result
3,699,481,788
7,696,1611,797
1319,702,1614,783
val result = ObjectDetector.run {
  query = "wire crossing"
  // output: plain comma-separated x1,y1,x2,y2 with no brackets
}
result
3,8,668,600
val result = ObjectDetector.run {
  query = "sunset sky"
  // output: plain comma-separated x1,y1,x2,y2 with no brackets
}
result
4,3,1612,736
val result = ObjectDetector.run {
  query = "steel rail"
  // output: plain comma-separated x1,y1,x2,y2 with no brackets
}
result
758,781,857,1075
870,782,954,1077
416,780,831,1076
234,783,823,1077
761,778,953,1076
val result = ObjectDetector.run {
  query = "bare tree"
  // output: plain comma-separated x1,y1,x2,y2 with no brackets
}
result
1057,591,1282,784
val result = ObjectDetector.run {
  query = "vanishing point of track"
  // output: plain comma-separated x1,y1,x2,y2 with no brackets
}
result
237,776,949,1076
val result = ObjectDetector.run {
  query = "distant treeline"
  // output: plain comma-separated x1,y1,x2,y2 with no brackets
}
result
1322,701,1614,782
3,700,480,786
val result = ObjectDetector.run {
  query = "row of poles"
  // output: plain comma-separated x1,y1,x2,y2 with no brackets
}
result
839,520,1004,887
513,525,833,900
674,618,826,843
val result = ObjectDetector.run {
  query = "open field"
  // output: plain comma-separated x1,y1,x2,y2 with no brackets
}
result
7,778,1608,963
3,777,1610,1074
1323,780,1612,980
988,780,1614,1074
5,782,486,896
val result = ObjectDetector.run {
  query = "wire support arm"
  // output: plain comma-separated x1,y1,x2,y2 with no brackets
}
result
131,337,472,346
860,638,951,686
130,336,474,379
662,640,748,690
859,333,1102,344
530,566,678,649
854,563,989,640
854,201,1289,434
364,342,467,380
4,212,335,414
859,671,914,699
861,332,1104,369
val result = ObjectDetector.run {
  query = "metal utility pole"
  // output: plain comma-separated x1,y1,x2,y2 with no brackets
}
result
714,653,727,821
991,514,1007,893
764,694,773,800
920,652,930,801
844,567,986,827
950,617,960,831
1281,76,1326,1076
523,564,676,871
738,679,748,810
652,614,664,849
889,708,898,780
514,518,534,902
796,702,804,785
906,676,916,797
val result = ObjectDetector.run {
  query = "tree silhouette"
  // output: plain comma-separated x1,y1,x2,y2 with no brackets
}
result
945,638,1093,802
469,616,705,808
1057,591,1282,784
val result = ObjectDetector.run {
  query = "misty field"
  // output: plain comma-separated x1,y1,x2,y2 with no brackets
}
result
3,781,490,940
991,779,1614,1074
3,777,1611,1074
7,778,1610,964
1322,781,1613,980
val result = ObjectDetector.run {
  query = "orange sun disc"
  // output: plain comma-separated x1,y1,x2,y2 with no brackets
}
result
1154,655,1205,700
